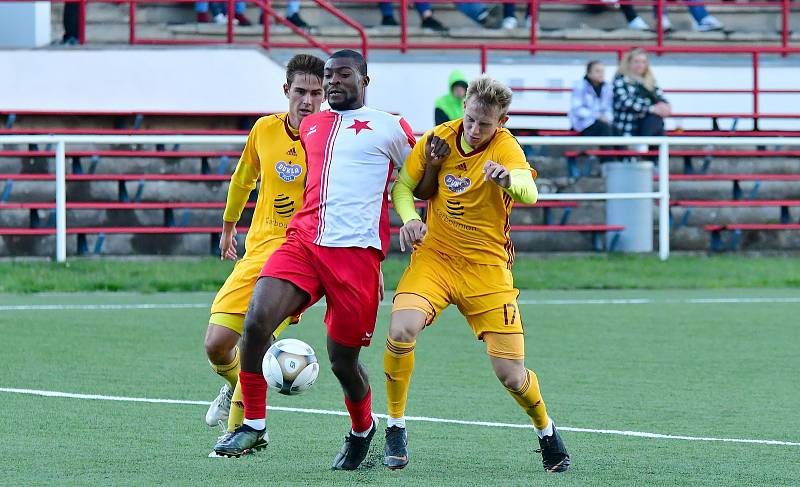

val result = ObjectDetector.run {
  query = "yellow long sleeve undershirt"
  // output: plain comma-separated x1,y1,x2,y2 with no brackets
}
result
503,168,538,204
391,165,422,224
223,162,260,223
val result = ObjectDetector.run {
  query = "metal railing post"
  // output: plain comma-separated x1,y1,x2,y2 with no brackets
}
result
658,141,670,261
78,0,87,44
529,0,537,53
656,0,664,50
781,0,789,52
480,45,488,73
263,0,271,47
227,0,235,43
752,52,760,131
55,140,67,263
400,0,408,54
129,0,136,44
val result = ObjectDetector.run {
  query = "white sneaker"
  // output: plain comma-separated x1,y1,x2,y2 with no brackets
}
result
661,16,672,32
627,16,649,31
694,15,723,32
212,13,228,24
502,16,518,30
205,384,233,427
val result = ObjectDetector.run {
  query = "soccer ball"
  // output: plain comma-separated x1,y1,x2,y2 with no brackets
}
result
262,338,319,396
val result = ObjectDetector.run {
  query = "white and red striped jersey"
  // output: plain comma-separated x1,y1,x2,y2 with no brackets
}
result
289,106,416,256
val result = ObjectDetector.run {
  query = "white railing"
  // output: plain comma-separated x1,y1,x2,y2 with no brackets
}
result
1,135,798,263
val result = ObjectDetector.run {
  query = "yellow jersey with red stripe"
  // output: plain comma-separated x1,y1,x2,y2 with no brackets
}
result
404,119,532,268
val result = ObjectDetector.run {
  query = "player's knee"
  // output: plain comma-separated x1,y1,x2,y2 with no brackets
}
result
388,310,426,342
329,356,354,380
493,363,526,390
204,335,230,363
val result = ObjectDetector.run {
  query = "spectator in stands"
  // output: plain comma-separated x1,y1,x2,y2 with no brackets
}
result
610,0,723,32
613,48,670,139
570,60,614,137
62,3,79,45
434,70,469,125
379,3,500,29
196,2,253,25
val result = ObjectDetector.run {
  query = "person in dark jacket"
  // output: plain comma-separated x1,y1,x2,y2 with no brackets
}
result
434,70,469,126
612,47,671,138
570,60,614,137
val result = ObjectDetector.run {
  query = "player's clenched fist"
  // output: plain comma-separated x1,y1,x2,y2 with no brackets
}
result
483,160,510,188
425,135,451,167
399,219,427,252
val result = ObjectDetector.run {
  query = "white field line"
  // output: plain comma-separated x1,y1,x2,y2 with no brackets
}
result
3,296,800,312
1,387,799,447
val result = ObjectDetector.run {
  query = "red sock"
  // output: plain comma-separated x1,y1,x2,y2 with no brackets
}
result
239,371,267,420
344,388,373,433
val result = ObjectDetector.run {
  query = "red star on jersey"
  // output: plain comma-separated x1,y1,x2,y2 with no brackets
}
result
347,119,372,135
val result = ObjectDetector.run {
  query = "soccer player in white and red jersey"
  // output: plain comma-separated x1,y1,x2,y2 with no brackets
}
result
213,50,416,470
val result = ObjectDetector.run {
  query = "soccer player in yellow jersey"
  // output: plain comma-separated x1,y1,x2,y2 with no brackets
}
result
383,75,571,473
203,54,325,454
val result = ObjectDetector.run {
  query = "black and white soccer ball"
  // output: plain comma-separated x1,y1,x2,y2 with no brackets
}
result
262,338,319,396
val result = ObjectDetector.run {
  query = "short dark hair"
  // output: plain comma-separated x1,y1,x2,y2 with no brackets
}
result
328,49,367,76
586,60,603,74
286,54,325,86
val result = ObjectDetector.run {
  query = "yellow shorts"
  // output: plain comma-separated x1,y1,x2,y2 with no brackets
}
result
209,239,297,336
393,246,524,339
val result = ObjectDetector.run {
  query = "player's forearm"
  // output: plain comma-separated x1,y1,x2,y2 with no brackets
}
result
223,162,259,222
503,169,538,204
413,162,442,200
391,167,422,224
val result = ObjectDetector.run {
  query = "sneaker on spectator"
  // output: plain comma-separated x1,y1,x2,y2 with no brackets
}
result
524,15,539,32
382,15,399,26
694,15,723,32
502,16,518,30
287,12,309,28
234,13,253,26
478,5,502,28
213,13,228,24
627,16,649,31
197,12,210,23
660,16,673,33
421,16,447,31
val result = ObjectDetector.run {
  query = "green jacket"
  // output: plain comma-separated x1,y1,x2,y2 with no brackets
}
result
434,70,469,124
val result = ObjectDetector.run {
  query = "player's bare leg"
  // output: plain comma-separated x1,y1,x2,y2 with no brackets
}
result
489,351,570,473
204,324,240,427
213,277,309,457
382,309,427,469
329,337,377,470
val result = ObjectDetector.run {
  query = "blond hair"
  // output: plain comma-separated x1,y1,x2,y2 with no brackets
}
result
617,47,657,92
465,74,513,119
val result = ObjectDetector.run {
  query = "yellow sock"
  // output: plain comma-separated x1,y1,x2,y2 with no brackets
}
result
506,369,549,430
384,338,416,419
227,380,245,432
209,346,240,390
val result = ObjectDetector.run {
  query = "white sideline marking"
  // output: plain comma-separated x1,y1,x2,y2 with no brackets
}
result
0,303,209,311
3,296,800,312
1,387,799,447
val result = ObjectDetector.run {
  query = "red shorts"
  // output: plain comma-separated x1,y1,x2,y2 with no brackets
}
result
259,232,382,347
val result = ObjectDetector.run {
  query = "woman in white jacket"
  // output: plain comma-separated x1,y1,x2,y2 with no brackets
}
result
569,61,615,137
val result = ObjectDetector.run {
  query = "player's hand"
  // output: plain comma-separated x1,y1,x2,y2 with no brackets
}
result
219,223,238,261
483,160,511,188
378,268,385,301
399,219,427,252
425,135,450,167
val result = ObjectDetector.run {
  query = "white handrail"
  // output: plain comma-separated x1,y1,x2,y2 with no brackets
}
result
2,134,800,263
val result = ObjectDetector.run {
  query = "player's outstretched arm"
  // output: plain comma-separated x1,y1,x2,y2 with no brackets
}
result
391,165,427,252
413,135,450,200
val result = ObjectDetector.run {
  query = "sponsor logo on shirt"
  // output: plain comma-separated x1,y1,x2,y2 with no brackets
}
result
275,161,303,182
307,125,317,136
456,162,467,171
274,194,296,218
444,174,471,193
286,147,297,157
445,199,465,218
